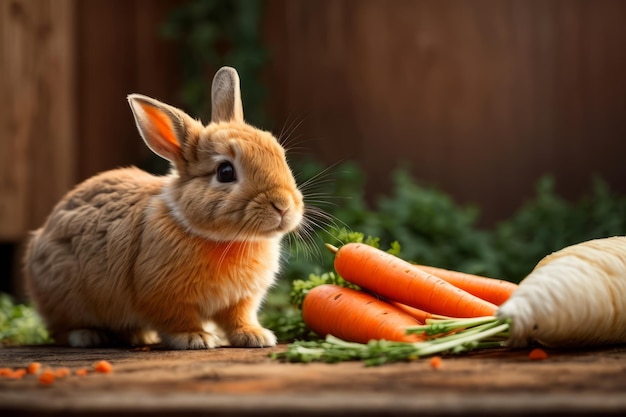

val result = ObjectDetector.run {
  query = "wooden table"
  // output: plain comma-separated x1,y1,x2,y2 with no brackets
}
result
1,344,626,416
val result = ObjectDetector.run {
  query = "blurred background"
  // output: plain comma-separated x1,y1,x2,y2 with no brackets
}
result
1,0,625,297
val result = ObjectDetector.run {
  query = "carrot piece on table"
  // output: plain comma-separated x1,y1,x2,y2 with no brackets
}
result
414,264,518,306
330,243,498,318
27,362,42,374
528,348,548,360
6,369,27,379
55,367,71,378
0,368,12,377
430,356,443,369
38,370,56,385
75,368,89,377
302,284,424,343
94,360,113,373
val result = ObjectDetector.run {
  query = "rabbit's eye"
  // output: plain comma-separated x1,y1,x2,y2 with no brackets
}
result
216,161,236,183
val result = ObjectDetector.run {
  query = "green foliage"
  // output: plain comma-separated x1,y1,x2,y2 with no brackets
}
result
494,177,626,280
0,294,51,346
162,0,268,126
283,162,625,284
367,170,498,277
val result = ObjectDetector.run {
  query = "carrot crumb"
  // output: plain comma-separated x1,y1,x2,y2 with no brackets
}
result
6,369,27,379
38,370,56,385
94,360,113,373
0,368,13,377
75,368,89,377
430,356,443,369
27,362,42,374
529,348,548,360
55,367,71,378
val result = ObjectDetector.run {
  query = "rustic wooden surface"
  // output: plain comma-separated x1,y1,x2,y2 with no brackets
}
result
1,344,626,416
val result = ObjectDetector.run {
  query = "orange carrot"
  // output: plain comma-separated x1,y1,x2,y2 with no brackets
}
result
0,368,12,377
430,356,443,369
414,264,518,305
5,369,26,379
386,300,435,324
55,367,71,378
331,243,498,318
38,369,56,385
27,362,42,374
94,360,112,373
75,368,89,377
529,348,548,360
302,284,424,343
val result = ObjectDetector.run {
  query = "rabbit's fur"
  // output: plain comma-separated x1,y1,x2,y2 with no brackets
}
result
24,67,304,349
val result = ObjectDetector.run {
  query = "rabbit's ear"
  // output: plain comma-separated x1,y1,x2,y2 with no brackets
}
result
211,66,244,124
128,94,190,162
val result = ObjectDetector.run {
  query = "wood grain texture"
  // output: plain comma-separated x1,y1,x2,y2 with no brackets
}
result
1,345,626,416
3,1,625,237
0,0,76,240
263,0,626,223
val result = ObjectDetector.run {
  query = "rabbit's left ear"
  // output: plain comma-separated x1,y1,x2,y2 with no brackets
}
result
128,94,193,162
211,66,244,124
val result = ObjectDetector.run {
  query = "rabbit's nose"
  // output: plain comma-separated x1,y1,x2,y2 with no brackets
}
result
272,202,289,218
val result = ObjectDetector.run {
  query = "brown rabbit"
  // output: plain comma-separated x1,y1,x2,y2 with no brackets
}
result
23,67,304,349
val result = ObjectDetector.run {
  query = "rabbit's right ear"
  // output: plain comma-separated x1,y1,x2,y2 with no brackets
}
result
211,66,244,124
128,94,193,162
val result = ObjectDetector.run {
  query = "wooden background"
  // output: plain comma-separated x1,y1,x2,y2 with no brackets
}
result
1,0,625,289
263,0,626,223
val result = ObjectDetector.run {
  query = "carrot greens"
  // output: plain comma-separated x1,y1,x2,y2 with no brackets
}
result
271,316,511,366
268,230,516,364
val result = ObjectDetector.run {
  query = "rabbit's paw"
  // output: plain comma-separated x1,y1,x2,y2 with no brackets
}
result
161,331,221,350
68,329,110,347
125,329,160,346
228,326,277,347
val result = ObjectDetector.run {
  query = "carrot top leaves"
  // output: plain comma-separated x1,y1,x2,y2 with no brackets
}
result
290,272,357,309
271,317,512,366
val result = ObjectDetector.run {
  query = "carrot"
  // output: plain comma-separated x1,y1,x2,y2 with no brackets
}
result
94,360,113,373
528,348,548,360
329,243,498,318
386,300,436,324
55,367,71,378
38,369,56,385
5,369,26,379
302,284,424,343
75,368,89,376
414,264,518,305
429,356,443,369
27,362,42,374
0,368,12,377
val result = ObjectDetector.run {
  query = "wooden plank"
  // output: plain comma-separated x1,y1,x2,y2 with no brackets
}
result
1,345,626,416
263,0,626,224
75,0,183,180
75,0,139,181
0,0,76,240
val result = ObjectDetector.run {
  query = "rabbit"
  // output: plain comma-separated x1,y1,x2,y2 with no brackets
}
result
23,66,304,349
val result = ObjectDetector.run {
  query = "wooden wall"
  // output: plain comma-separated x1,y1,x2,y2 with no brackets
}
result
263,0,626,223
0,0,181,294
1,0,625,242
0,0,181,243
0,0,76,241
75,0,182,181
